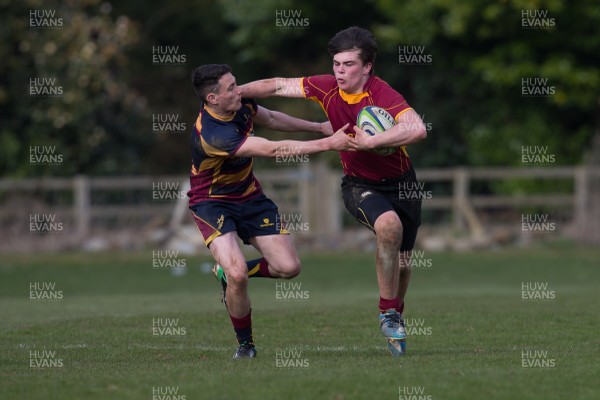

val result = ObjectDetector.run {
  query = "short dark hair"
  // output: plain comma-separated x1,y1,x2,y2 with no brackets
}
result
327,27,378,76
191,64,232,102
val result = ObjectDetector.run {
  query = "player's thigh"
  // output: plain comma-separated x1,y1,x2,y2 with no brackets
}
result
248,234,300,275
209,231,248,284
190,200,238,247
392,200,421,252
342,181,397,232
394,168,422,251
236,194,286,244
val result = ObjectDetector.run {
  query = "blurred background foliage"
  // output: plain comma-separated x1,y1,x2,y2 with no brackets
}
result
1,0,599,185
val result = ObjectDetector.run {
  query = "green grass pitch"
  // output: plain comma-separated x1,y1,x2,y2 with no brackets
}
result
1,247,599,399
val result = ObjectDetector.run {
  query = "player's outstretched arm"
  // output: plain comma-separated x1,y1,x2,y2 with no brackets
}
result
254,106,333,136
353,109,427,150
240,78,304,99
235,123,355,158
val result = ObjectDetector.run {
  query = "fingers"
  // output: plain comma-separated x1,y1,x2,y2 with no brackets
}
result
351,125,371,151
343,131,359,151
353,125,368,137
334,122,350,134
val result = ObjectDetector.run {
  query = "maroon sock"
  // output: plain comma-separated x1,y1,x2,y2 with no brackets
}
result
246,258,272,278
229,310,253,344
397,301,404,314
379,296,400,313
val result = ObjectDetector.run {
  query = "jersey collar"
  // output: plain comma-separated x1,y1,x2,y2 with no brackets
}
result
338,75,374,104
203,104,235,122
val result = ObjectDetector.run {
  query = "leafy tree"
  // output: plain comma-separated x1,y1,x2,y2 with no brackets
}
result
374,0,599,170
1,0,148,176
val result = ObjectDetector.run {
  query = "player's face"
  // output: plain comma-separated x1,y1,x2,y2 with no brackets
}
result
332,50,372,94
214,73,242,112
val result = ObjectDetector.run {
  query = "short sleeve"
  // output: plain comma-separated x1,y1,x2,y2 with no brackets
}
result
201,98,256,157
375,82,412,120
242,98,258,117
302,75,337,104
201,124,247,157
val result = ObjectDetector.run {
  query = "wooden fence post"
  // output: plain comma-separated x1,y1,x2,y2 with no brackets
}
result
453,168,469,232
311,162,341,235
74,175,90,238
574,166,588,242
299,163,311,227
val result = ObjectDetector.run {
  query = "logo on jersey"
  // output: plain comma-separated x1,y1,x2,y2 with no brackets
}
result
260,217,274,228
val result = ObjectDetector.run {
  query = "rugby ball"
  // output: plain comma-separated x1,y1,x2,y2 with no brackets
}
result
356,106,397,156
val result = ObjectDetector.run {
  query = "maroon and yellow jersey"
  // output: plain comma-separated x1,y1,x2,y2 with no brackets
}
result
302,75,413,181
187,98,263,206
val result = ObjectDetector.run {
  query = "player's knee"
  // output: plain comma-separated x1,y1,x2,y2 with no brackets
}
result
277,257,301,279
226,266,249,287
287,258,301,278
375,215,403,244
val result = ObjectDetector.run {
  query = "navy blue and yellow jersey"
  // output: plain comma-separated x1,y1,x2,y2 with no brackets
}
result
187,98,263,206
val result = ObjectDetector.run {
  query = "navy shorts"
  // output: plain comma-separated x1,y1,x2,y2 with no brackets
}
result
341,167,422,251
190,194,288,247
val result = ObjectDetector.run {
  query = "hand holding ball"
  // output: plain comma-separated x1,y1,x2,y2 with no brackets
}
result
356,106,398,156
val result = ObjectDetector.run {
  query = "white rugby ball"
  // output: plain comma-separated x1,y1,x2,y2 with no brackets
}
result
356,106,398,156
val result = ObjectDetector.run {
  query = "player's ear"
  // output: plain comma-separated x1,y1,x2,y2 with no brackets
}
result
363,62,372,75
206,92,218,105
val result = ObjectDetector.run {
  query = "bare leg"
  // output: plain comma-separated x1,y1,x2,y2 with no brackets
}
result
248,234,301,279
398,251,412,306
373,211,403,301
209,232,250,318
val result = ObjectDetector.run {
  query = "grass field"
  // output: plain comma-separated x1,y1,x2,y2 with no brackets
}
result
1,247,599,400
